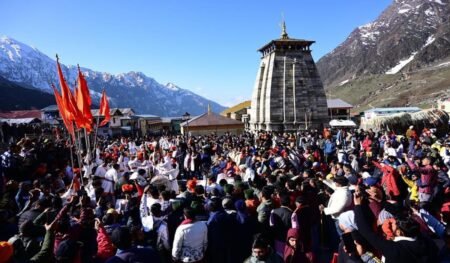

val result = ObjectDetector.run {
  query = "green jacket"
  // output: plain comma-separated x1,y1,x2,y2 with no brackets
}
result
29,230,54,263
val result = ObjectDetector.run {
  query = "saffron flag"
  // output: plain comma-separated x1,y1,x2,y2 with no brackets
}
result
99,90,110,127
51,83,75,141
75,65,93,132
56,55,86,129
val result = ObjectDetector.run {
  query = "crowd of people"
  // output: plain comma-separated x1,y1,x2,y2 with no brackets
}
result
0,124,449,263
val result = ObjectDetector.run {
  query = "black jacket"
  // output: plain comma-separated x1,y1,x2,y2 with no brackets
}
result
354,205,438,263
271,206,293,241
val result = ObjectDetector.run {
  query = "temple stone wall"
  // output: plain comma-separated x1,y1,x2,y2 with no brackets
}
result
250,36,329,132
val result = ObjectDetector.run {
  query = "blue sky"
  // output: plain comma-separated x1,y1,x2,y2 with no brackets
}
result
1,0,391,107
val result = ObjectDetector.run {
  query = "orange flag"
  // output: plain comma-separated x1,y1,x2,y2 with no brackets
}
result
75,65,93,132
56,55,85,129
99,89,110,126
51,83,75,141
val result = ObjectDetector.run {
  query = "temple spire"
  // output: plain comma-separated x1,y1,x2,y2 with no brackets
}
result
281,18,289,39
207,103,211,114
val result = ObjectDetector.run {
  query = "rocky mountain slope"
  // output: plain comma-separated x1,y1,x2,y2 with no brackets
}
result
317,0,450,88
316,0,450,112
0,76,56,111
0,36,225,116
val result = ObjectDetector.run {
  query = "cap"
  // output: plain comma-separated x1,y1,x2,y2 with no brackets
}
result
364,177,379,187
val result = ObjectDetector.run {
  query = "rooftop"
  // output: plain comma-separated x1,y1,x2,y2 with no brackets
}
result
0,110,42,119
221,100,251,115
41,105,59,111
365,107,421,113
258,22,314,53
180,112,244,127
327,99,353,109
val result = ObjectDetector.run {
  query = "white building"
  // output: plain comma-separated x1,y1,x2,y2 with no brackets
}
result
437,99,450,114
363,107,421,121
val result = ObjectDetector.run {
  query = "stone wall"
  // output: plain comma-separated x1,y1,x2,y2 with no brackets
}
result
250,43,329,132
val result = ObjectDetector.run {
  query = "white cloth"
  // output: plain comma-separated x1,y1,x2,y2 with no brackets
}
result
323,186,352,219
83,163,95,178
243,168,255,182
172,221,208,263
94,165,107,178
102,168,118,193
140,194,161,219
128,158,142,172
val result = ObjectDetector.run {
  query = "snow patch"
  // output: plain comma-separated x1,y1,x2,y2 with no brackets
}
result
398,8,410,14
423,35,436,47
424,8,435,16
339,79,350,86
431,0,444,5
165,82,180,91
437,61,450,67
386,52,418,74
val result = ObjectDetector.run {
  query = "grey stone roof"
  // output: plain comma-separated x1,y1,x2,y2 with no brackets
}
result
327,99,353,109
180,112,244,127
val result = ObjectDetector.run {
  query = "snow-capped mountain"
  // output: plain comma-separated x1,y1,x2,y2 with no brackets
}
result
316,0,450,88
0,36,226,116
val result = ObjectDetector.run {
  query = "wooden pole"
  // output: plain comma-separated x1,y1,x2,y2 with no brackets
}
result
75,127,84,186
92,115,100,159
84,128,91,159
69,138,75,177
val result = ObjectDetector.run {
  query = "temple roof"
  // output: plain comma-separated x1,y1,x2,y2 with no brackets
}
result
258,21,314,53
258,38,315,53
180,112,244,127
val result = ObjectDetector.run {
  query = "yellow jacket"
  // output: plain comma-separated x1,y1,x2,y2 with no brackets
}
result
401,175,418,202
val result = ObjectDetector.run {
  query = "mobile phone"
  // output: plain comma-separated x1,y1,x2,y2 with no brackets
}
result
342,232,356,254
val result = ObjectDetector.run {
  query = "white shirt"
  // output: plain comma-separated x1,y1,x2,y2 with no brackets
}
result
323,186,352,219
102,168,118,193
172,221,208,263
94,165,107,178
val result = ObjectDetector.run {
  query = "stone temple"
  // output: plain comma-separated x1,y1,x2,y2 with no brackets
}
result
249,22,329,132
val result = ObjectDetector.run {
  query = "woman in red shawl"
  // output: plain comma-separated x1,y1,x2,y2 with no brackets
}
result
284,228,311,263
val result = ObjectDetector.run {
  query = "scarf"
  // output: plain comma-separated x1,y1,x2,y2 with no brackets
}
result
181,218,193,225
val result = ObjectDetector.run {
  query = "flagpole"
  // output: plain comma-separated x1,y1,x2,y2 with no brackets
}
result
69,137,75,176
75,127,84,186
92,115,100,158
84,128,91,158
